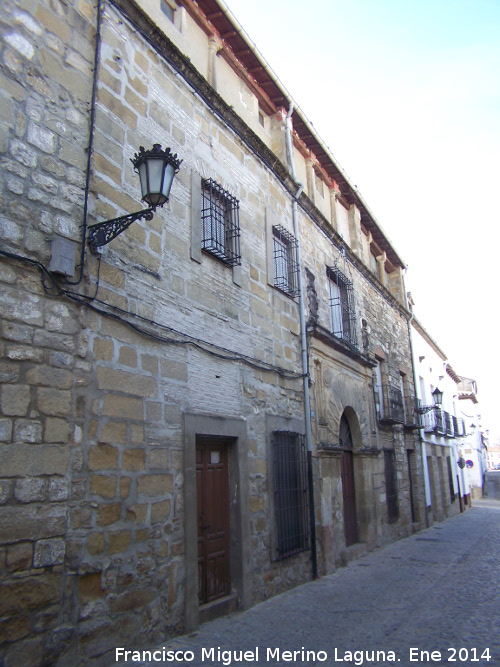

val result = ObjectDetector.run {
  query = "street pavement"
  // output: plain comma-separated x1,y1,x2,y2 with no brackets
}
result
114,478,500,667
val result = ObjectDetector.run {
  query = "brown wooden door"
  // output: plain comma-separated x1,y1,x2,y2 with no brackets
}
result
339,415,358,546
196,438,231,604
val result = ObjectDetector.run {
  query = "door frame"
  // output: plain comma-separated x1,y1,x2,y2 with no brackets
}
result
184,413,250,632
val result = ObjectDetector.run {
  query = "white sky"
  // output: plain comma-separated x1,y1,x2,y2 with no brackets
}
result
223,0,500,436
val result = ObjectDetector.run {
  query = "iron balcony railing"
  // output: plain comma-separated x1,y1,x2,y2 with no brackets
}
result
444,411,455,437
423,409,447,435
379,385,405,425
404,396,424,430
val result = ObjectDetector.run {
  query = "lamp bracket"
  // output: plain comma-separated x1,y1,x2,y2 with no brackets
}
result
88,207,155,251
416,405,440,415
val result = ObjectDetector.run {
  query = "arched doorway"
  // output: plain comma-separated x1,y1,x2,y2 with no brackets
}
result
339,414,358,546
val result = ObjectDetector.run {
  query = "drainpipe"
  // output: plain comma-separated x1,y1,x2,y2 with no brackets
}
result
285,104,317,579
406,306,429,528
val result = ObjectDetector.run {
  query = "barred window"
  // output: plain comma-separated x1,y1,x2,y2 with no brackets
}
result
328,267,357,348
272,431,310,560
273,225,298,297
201,178,241,266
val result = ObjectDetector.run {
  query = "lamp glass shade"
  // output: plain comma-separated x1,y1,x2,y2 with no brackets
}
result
133,144,182,208
432,387,443,407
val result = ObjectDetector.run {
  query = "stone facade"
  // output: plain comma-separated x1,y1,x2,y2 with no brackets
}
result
1,0,427,664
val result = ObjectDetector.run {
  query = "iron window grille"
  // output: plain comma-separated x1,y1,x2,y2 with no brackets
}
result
201,178,241,266
272,225,299,297
327,267,358,348
272,431,310,560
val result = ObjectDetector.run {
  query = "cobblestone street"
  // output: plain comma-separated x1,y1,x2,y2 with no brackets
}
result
114,487,500,667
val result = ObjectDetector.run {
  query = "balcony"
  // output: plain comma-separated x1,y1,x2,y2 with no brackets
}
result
444,411,455,437
453,416,466,437
379,385,405,425
404,396,424,430
423,409,447,435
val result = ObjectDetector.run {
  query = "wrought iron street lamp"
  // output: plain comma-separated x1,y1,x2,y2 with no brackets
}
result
88,144,182,250
417,387,444,414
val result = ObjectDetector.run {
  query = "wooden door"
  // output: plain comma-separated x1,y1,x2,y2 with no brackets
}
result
339,415,358,546
196,438,231,604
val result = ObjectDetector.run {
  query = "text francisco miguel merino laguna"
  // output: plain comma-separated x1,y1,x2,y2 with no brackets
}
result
115,646,400,664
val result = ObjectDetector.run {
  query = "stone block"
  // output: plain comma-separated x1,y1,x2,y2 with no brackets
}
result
99,421,127,444
37,388,72,416
33,538,65,567
6,542,33,572
0,444,69,477
48,477,69,501
44,417,71,443
151,499,171,523
96,502,121,526
149,448,169,469
91,474,116,498
93,338,115,361
119,476,131,498
87,532,105,555
109,588,155,614
0,419,13,443
137,474,173,497
160,359,188,382
0,612,30,644
1,384,31,416
126,503,147,522
14,477,46,503
122,448,145,471
0,574,61,614
78,572,103,602
109,529,131,554
88,443,118,470
97,367,158,397
13,419,43,443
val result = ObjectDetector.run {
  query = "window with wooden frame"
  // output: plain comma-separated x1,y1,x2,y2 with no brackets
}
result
272,431,310,560
272,225,299,297
201,178,241,266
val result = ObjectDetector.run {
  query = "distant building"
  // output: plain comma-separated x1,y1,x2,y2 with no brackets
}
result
457,377,488,495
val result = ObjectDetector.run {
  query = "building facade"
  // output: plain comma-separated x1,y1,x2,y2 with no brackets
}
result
0,0,435,663
410,315,477,522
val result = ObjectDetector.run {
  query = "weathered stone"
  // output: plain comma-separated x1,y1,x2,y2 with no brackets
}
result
108,529,131,554
96,502,121,526
33,538,66,567
6,542,33,572
86,532,105,555
14,477,46,503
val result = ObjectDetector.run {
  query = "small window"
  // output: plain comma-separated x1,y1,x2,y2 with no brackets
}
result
201,178,241,266
258,110,265,127
272,431,310,560
160,0,175,22
272,225,298,297
328,267,357,348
